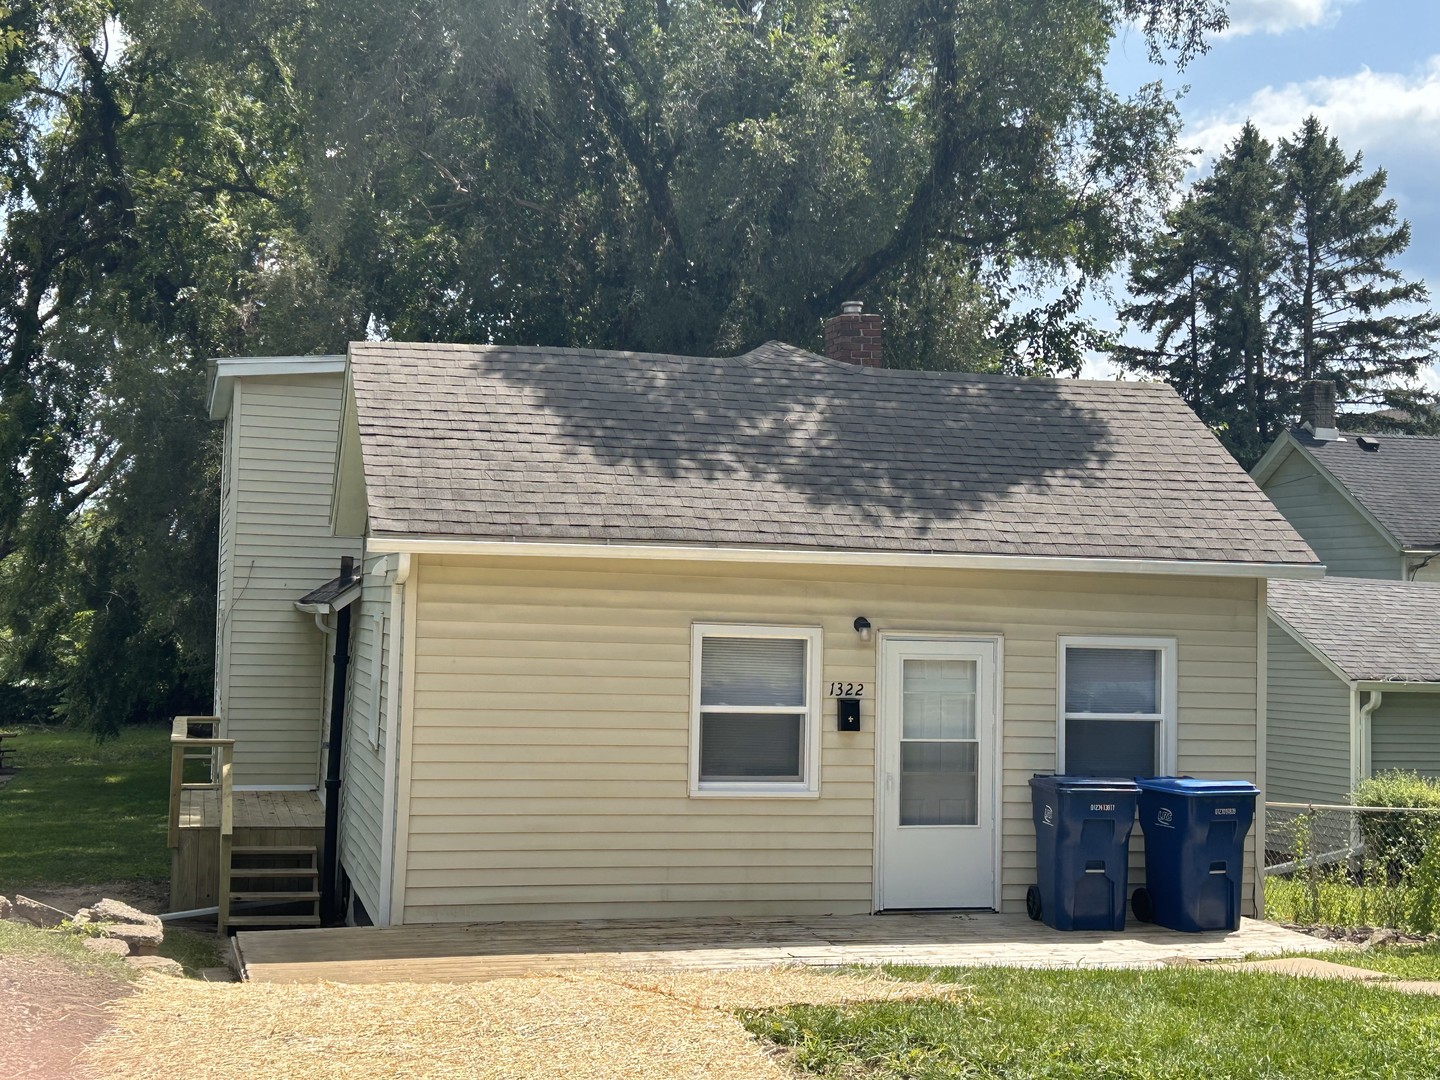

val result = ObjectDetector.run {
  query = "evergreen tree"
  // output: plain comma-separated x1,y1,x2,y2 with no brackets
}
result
1274,116,1440,406
1116,117,1440,467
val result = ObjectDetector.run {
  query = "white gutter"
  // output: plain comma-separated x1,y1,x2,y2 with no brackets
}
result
377,552,411,926
365,536,1324,580
1358,689,1383,781
1354,680,1440,693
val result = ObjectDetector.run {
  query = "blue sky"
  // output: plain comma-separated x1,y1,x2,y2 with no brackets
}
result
1086,0,1440,389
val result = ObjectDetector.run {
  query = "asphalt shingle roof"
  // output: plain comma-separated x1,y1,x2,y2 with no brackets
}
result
1295,431,1440,549
348,341,1318,565
1269,577,1440,683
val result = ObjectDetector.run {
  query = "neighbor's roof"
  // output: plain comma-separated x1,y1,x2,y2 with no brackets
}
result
1284,431,1440,550
345,341,1318,566
1269,577,1440,684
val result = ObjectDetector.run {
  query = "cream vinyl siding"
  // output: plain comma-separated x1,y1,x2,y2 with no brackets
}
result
1264,622,1353,804
220,373,362,785
1259,451,1399,578
337,559,394,921
400,556,1261,923
1371,692,1440,777
214,399,238,707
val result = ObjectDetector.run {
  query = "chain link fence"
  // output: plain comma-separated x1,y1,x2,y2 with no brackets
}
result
1264,802,1440,932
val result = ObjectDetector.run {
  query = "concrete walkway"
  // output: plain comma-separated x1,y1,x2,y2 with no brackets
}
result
235,912,1338,984
1228,956,1440,996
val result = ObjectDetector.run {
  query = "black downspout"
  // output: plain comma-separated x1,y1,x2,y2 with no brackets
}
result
321,556,356,925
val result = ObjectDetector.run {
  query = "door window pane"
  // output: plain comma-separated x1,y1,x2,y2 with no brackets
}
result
699,713,803,781
901,659,977,739
900,741,978,825
1065,718,1157,778
1065,648,1159,714
701,637,806,707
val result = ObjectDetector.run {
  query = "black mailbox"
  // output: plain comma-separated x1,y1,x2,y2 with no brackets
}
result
837,698,861,732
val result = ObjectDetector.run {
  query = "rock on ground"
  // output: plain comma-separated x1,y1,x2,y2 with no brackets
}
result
0,894,11,920
11,894,73,928
83,937,134,958
78,899,158,927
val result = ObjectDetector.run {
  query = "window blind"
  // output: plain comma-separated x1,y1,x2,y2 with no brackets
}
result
1065,647,1160,715
700,637,806,707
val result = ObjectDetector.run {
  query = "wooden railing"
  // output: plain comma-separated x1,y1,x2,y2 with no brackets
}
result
168,716,235,930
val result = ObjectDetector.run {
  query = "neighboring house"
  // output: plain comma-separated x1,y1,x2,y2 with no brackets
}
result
1251,383,1440,815
1251,384,1440,582
201,309,1320,928
1267,577,1440,806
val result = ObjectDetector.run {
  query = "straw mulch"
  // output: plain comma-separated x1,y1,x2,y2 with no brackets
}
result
86,966,967,1079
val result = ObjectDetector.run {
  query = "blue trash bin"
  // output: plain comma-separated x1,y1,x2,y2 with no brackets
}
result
1131,777,1260,932
1027,775,1139,931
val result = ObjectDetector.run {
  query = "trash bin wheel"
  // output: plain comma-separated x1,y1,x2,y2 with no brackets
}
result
1131,887,1154,923
1026,885,1042,921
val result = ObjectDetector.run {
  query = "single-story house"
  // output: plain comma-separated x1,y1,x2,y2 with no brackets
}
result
203,308,1320,927
1251,383,1440,581
1266,576,1440,806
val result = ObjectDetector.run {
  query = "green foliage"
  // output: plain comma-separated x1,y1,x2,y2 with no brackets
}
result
1321,939,1440,982
742,964,1440,1078
1353,771,1440,881
0,0,1229,730
0,725,171,888
1116,117,1440,467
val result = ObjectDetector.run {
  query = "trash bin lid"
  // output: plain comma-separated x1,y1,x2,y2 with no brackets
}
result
1135,776,1259,795
1031,773,1141,793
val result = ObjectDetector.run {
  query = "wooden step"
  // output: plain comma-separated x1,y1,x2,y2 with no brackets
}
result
231,845,318,856
226,914,322,928
229,866,320,878
230,891,322,902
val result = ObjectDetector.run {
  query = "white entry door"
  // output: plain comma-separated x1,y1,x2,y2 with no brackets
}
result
877,637,998,910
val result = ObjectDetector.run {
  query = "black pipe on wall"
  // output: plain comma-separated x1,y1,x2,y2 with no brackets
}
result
320,556,356,925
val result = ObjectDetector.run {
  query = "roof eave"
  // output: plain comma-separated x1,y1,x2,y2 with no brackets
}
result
363,535,1324,580
207,354,347,421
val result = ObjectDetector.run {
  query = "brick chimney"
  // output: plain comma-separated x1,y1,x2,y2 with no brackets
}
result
1299,380,1339,441
824,301,883,368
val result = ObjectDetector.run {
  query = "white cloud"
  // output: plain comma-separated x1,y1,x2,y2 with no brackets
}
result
1187,56,1440,168
1221,0,1342,37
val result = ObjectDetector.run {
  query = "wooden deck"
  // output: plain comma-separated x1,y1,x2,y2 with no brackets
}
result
179,789,324,830
233,913,1338,984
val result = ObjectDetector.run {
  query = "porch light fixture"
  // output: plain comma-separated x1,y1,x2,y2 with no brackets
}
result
853,616,872,643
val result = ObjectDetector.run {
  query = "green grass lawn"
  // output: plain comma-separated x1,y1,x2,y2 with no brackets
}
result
742,965,1440,1079
1319,939,1440,982
0,725,171,889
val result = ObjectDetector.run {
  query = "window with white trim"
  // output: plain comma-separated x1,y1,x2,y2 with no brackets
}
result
690,624,822,797
1058,637,1176,778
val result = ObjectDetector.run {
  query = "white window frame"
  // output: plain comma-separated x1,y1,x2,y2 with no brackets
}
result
689,623,823,798
1056,635,1177,776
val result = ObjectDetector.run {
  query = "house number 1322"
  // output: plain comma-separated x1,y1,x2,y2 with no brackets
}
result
828,682,866,697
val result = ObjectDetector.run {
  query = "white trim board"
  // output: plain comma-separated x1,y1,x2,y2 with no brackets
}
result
368,536,1322,580
208,354,346,419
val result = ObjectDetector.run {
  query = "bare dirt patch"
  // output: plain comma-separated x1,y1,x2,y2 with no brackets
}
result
15,882,168,918
0,954,132,1080
89,967,965,1079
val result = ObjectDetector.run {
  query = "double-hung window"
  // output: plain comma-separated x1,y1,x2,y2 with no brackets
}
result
690,624,822,797
1058,636,1176,778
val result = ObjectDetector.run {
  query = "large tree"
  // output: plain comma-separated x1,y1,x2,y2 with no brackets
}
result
1,0,1228,732
1116,117,1439,467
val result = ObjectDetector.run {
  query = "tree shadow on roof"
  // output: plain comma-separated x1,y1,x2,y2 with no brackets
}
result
409,342,1121,545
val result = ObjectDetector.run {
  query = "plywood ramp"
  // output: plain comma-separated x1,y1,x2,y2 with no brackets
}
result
234,913,1333,985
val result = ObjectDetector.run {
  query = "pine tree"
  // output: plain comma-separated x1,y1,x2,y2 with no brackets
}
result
1274,116,1440,405
1116,117,1440,467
